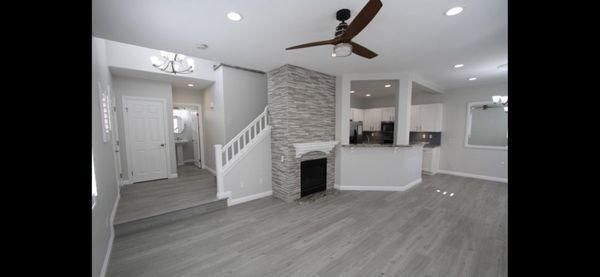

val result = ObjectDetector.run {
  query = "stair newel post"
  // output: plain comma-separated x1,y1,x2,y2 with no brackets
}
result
214,144,226,199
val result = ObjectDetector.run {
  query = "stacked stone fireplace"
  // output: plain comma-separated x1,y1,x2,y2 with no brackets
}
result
267,64,336,202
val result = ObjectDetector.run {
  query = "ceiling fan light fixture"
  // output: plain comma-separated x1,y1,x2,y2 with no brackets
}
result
333,43,353,57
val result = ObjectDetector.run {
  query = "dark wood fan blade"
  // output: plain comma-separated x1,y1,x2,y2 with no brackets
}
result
341,0,383,41
350,42,378,59
286,38,338,50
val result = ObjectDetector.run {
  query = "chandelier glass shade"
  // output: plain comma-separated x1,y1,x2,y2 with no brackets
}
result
150,51,195,74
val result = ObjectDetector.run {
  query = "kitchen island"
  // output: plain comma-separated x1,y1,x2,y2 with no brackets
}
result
337,143,423,191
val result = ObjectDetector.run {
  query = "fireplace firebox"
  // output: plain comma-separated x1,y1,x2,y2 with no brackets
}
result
300,158,327,197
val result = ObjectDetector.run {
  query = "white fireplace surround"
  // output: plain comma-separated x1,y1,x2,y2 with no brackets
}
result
293,141,339,158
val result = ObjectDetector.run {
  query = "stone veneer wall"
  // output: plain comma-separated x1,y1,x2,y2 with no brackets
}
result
267,64,336,202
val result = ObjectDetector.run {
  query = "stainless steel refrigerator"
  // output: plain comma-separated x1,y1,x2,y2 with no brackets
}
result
349,120,363,144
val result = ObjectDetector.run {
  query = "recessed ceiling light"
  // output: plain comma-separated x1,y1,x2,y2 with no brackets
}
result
366,94,371,97
468,77,477,81
384,84,391,88
195,43,208,50
350,90,355,93
331,53,337,57
187,84,194,87
454,64,464,68
227,12,243,21
445,7,463,16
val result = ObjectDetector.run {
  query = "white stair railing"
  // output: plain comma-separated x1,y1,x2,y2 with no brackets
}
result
214,106,269,199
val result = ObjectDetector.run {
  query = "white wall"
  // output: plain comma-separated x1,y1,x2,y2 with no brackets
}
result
173,87,203,105
91,37,118,277
339,146,423,190
412,82,508,180
222,66,268,141
223,129,272,204
113,76,178,180
200,67,226,171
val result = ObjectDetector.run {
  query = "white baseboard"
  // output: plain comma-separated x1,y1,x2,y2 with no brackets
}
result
100,192,120,277
437,170,507,183
168,173,178,179
217,191,231,200
228,190,272,206
121,179,133,186
338,178,422,192
203,166,216,175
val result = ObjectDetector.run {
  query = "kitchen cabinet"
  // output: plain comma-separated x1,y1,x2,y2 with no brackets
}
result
422,147,440,174
364,108,382,131
381,107,395,122
351,107,395,131
410,104,443,132
351,108,364,122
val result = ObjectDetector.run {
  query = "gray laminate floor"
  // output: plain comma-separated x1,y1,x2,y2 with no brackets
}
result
107,173,507,277
114,164,218,224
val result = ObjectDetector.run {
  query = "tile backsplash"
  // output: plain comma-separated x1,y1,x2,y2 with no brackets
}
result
410,132,442,146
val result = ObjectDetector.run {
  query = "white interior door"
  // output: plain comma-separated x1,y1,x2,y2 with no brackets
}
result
191,110,202,168
125,98,168,183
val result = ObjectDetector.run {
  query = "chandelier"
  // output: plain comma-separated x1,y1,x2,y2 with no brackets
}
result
149,51,195,74
492,95,508,112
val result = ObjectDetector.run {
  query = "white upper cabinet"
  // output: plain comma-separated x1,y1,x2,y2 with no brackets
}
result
410,104,443,132
410,106,421,131
381,107,395,122
351,107,395,131
364,108,383,131
351,108,364,122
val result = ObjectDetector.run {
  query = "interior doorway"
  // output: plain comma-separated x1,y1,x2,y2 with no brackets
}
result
173,103,204,171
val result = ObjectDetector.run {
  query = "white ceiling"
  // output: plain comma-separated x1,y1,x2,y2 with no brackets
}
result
351,80,398,99
93,0,507,90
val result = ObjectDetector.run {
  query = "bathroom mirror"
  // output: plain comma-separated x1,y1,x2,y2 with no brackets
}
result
173,115,184,134
465,101,508,150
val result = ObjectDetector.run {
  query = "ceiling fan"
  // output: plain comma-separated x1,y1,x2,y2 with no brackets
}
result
286,0,383,59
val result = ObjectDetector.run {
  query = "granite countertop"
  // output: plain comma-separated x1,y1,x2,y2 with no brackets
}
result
341,144,422,148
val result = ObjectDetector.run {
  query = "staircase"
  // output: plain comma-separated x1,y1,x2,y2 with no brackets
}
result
214,106,270,201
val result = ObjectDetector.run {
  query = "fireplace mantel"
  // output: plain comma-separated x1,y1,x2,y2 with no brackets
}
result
293,141,339,158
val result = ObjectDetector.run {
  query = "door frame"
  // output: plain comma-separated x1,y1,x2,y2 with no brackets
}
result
107,85,123,187
122,96,172,183
173,102,205,169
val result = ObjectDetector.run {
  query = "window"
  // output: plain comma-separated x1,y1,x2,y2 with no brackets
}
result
98,83,112,143
92,151,98,209
465,101,508,150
